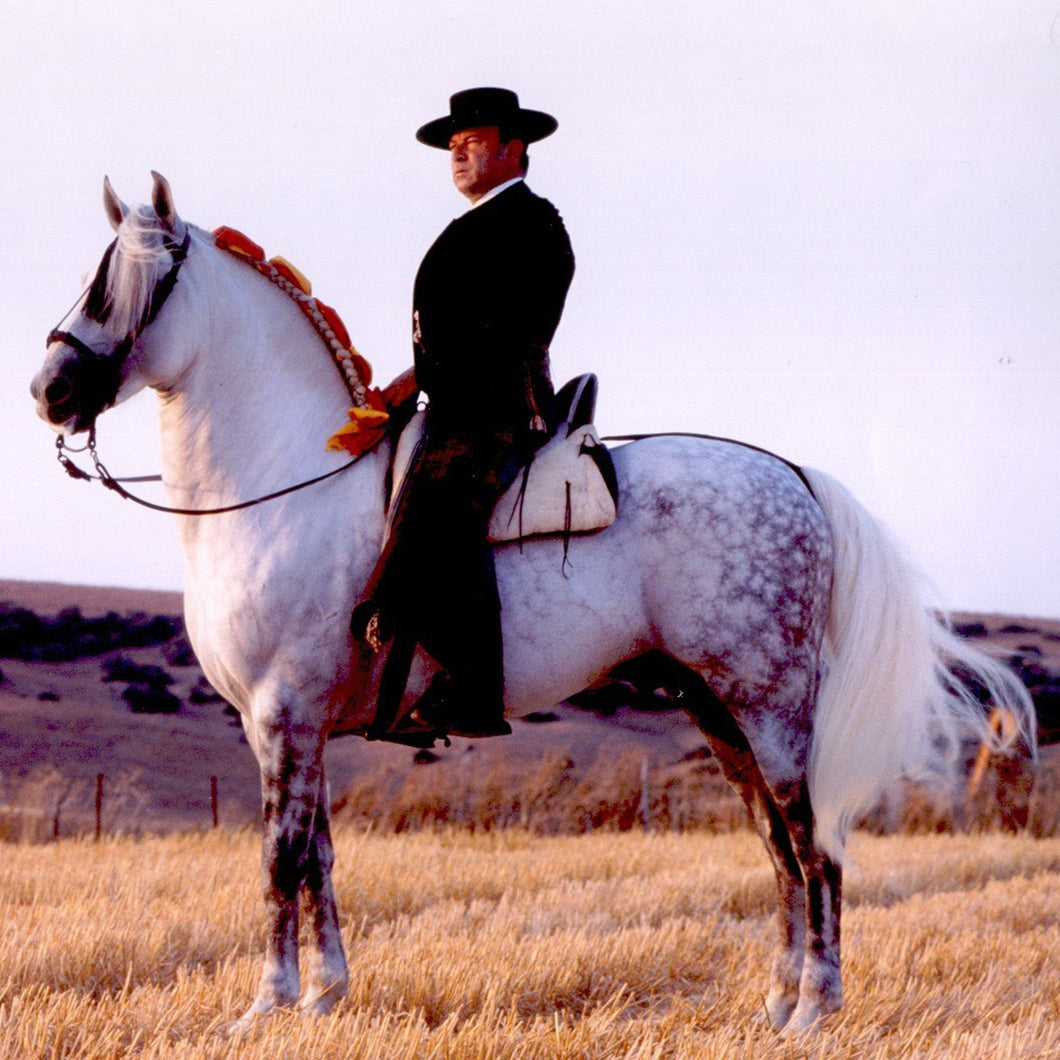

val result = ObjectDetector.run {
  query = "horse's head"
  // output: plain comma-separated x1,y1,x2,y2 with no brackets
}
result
31,171,192,433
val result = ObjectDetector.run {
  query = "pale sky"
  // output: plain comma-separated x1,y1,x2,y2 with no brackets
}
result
2,1,1058,617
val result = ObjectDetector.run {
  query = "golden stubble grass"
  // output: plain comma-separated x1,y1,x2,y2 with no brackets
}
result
1,830,1059,1059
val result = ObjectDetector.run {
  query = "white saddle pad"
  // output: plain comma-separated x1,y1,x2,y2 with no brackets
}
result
487,424,616,543
388,412,616,544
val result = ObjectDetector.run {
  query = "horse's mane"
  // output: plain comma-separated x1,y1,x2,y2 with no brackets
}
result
97,207,188,339
91,204,384,456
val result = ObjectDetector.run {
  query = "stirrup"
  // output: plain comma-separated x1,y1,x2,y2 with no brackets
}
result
364,724,441,749
410,673,512,740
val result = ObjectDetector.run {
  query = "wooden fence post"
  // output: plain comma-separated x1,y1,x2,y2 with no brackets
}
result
639,756,650,830
49,780,74,842
210,775,219,828
95,773,104,841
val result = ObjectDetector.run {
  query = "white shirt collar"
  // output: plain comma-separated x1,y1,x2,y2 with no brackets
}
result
468,176,524,210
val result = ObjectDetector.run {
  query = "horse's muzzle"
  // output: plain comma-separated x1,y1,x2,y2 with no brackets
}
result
31,348,89,429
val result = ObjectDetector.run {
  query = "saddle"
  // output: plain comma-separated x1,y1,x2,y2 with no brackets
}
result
387,374,618,546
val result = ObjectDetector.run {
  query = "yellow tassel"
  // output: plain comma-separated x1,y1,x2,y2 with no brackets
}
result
269,256,312,295
326,404,390,456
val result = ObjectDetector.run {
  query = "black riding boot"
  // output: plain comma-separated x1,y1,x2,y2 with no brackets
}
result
410,578,511,739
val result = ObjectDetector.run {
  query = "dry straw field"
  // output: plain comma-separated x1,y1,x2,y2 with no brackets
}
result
2,828,1059,1059
3,584,1060,1057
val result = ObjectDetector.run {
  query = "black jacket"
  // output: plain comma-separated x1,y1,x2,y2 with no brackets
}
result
412,181,575,432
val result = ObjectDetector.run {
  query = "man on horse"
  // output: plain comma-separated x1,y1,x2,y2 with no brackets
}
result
355,87,576,740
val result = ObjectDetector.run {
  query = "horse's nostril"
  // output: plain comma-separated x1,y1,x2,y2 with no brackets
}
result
45,378,73,405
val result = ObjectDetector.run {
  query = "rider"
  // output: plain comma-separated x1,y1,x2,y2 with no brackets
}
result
355,87,576,740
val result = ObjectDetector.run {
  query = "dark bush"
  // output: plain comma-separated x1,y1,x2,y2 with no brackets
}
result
122,683,182,714
162,636,197,667
1034,687,1060,744
522,710,560,724
188,676,225,704
120,612,182,648
102,656,173,688
0,603,185,661
0,606,47,659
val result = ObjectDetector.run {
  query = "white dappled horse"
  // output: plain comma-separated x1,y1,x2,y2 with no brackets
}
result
31,173,1034,1033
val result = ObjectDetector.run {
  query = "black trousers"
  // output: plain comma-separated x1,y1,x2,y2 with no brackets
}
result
371,420,532,718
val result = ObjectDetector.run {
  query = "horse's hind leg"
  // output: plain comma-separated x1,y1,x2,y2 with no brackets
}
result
731,705,843,1034
777,781,843,1034
670,659,840,1032
687,691,809,1029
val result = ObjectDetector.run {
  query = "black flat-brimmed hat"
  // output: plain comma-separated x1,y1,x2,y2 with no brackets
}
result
416,87,558,149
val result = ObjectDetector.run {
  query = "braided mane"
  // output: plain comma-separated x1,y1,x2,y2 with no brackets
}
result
211,225,389,456
85,203,388,458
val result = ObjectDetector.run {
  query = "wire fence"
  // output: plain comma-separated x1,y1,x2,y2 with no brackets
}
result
1,745,1053,844
0,772,223,843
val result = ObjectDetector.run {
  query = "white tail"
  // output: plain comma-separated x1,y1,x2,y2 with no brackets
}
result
803,468,1036,862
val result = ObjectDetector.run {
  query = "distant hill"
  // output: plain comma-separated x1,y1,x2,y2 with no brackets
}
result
0,580,1057,839
0,579,181,617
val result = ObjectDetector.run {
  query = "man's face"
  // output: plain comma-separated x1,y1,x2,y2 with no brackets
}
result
449,126,522,202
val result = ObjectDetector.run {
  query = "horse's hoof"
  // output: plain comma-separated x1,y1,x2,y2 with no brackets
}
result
780,997,840,1036
765,988,798,1031
299,978,348,1017
221,997,284,1038
221,1013,259,1039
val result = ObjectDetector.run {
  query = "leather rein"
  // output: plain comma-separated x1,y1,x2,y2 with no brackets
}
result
55,426,360,517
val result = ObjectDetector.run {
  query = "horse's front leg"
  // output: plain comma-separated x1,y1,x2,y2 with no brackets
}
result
237,698,345,1026
300,772,349,1014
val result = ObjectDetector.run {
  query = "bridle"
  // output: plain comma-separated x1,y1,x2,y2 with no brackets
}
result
47,228,191,368
48,226,362,516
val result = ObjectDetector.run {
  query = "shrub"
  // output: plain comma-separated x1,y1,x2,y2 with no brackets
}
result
162,637,197,667
0,603,184,661
188,676,225,704
952,621,987,638
121,684,182,714
0,607,47,660
102,657,173,688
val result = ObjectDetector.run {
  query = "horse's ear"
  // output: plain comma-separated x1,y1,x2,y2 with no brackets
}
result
150,171,179,234
103,175,128,232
